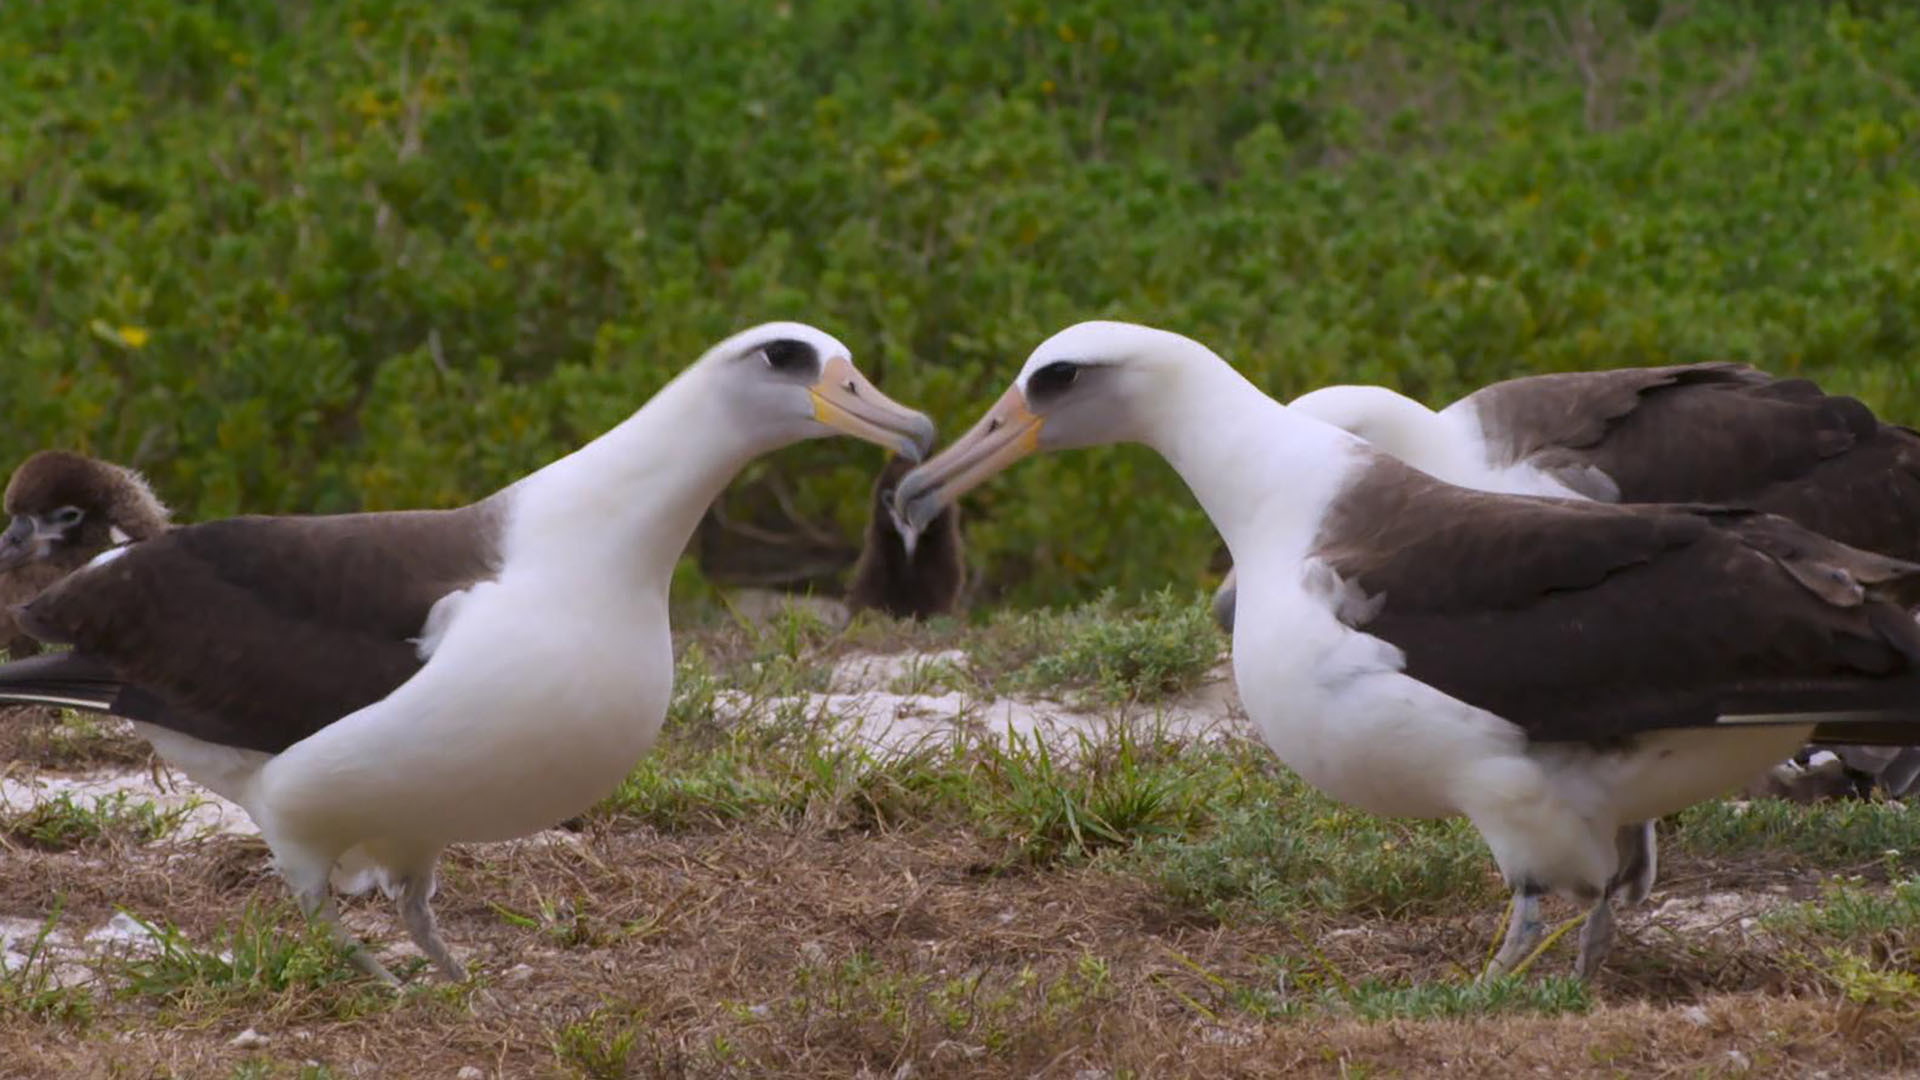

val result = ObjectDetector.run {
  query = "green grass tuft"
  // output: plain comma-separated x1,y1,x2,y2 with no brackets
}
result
983,588,1221,703
1138,765,1498,920
1331,974,1592,1020
970,726,1215,866
116,905,387,1013
0,897,94,1027
1672,797,1920,868
551,1004,646,1080
1,791,193,851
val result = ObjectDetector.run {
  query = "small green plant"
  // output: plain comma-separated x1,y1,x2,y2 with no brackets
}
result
1816,948,1920,1018
1139,764,1498,920
1673,797,1920,868
2,791,192,851
490,895,608,950
0,897,94,1026
1015,589,1221,703
971,726,1211,865
552,1003,645,1080
885,653,975,697
1763,877,1920,941
116,905,379,1010
1331,974,1591,1020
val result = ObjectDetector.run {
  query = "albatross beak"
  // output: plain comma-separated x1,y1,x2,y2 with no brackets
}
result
894,384,1042,535
0,516,36,573
810,355,938,463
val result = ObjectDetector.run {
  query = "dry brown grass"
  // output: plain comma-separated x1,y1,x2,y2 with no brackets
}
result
2,811,1918,1080
0,706,152,773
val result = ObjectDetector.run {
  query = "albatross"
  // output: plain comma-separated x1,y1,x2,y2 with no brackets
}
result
896,320,1920,978
1268,366,1920,870
0,323,934,983
0,451,171,657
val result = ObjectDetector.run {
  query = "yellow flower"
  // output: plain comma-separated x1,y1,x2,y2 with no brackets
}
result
118,326,150,348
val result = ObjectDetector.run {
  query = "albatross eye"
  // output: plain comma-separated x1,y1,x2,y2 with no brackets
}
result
759,339,819,376
1026,360,1080,403
51,506,84,528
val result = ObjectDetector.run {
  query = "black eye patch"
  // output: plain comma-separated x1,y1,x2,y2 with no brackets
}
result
1025,360,1080,404
759,339,818,375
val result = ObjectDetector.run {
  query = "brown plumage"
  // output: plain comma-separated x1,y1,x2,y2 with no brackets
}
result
845,456,964,621
10,504,501,754
1218,363,1920,634
1316,455,1920,746
1465,364,1920,554
0,451,171,657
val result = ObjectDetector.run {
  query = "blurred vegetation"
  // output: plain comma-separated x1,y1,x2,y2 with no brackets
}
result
3,0,1917,606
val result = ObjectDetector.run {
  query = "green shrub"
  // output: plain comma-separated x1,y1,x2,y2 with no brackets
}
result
5,1,1917,605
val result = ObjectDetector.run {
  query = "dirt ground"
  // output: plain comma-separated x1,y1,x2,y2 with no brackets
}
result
3,673,1919,1079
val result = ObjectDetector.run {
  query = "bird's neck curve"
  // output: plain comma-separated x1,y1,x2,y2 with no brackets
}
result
1136,346,1363,577
1290,386,1489,489
500,364,764,594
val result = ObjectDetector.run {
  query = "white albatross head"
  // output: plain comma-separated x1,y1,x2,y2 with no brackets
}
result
688,321,937,462
893,320,1246,534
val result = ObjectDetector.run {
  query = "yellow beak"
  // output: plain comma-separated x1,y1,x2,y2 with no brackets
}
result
808,355,937,462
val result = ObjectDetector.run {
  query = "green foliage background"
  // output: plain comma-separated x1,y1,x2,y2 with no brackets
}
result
3,0,1917,606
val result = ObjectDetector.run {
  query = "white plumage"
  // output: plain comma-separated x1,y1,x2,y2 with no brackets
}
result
0,322,934,983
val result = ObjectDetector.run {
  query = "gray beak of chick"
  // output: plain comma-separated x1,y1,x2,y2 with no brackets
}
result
885,496,921,559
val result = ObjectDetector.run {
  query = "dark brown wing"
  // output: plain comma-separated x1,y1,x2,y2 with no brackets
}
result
1315,458,1920,745
1464,363,1767,467
13,503,502,753
1467,365,1920,559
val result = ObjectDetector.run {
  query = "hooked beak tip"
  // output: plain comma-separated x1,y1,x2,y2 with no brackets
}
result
898,415,937,464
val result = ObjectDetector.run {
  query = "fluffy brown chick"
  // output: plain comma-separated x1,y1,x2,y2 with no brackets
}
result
845,455,964,621
0,451,171,657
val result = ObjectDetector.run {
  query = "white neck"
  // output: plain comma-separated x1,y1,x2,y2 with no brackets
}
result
1131,340,1363,574
499,363,767,594
1288,385,1490,488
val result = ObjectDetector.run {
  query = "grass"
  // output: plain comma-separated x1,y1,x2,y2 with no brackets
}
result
1672,795,1920,869
1762,876,1920,942
1138,768,1499,921
551,1003,648,1080
0,898,93,1027
970,725,1215,866
8,612,1920,1074
1,791,193,851
115,905,395,1017
0,707,151,771
1330,974,1592,1022
982,588,1224,704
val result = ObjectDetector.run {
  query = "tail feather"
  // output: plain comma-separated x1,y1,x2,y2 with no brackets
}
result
0,651,126,714
1716,708,1920,746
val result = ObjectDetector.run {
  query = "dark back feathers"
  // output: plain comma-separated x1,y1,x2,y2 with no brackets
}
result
14,503,503,753
1315,455,1920,745
1468,364,1920,560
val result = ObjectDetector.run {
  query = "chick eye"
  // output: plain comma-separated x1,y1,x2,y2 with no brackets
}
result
51,506,84,527
760,339,817,375
1026,360,1080,401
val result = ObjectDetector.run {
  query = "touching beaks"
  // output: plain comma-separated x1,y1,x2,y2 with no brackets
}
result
808,355,938,462
894,384,1043,535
